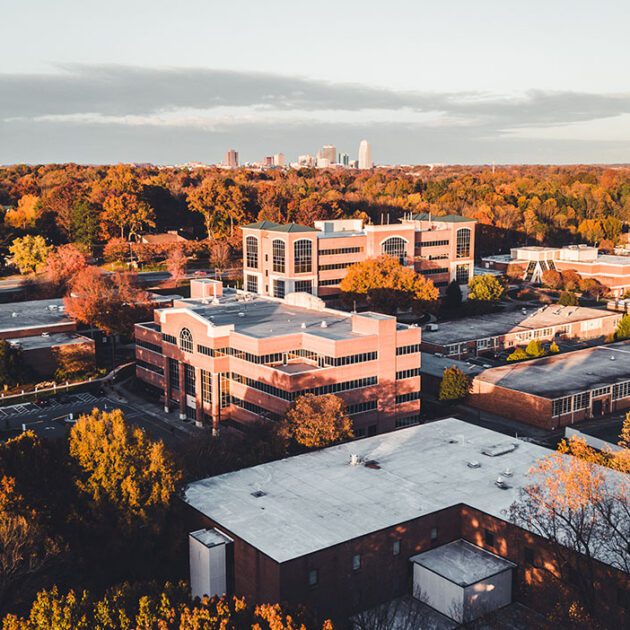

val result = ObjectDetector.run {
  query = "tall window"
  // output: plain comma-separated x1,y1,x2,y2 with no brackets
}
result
456,264,470,285
456,228,471,259
246,275,258,293
201,369,212,404
273,279,285,298
179,328,193,353
272,239,286,273
295,280,312,294
381,237,407,264
294,239,312,274
184,363,196,395
168,358,179,390
246,236,259,268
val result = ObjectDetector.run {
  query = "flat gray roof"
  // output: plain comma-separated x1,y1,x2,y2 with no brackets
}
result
0,298,73,333
7,332,91,350
475,341,630,398
420,353,485,379
186,418,605,564
423,305,617,346
410,539,515,586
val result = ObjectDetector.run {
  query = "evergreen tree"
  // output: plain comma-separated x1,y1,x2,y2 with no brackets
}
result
444,280,463,309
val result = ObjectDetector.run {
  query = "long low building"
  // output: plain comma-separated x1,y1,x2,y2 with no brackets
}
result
134,279,422,435
470,341,630,428
183,418,628,625
421,304,620,359
0,298,75,339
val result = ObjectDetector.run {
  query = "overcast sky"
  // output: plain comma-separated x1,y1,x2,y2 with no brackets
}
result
1,0,629,165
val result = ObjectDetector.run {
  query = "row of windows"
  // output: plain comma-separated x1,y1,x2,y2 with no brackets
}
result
420,267,449,276
396,368,421,380
550,381,630,416
396,391,421,404
319,278,343,286
162,333,177,345
613,381,630,400
395,414,421,428
230,372,377,401
319,261,354,271
246,275,258,293
417,239,449,248
319,247,363,256
136,339,163,354
230,396,282,421
434,281,449,288
137,360,164,376
195,345,377,368
396,343,421,356
346,400,378,415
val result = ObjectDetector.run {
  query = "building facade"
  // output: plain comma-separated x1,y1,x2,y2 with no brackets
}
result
222,149,238,168
482,244,630,296
134,280,422,434
358,139,372,169
184,419,629,626
241,214,476,299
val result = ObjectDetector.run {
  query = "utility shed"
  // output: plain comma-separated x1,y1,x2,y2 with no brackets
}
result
410,539,515,624
189,528,232,601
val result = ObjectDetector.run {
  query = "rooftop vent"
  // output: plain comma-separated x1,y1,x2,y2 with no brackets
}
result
611,356,616,361
350,454,360,466
320,320,328,328
301,322,306,329
495,476,509,489
467,461,481,469
502,468,513,477
238,312,245,317
481,443,517,457
11,312,17,318
251,490,266,498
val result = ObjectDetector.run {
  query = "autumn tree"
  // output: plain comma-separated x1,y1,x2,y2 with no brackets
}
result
283,394,353,449
467,274,504,303
510,445,629,624
69,409,181,529
4,194,40,230
560,269,581,292
507,347,528,362
549,341,560,354
8,236,52,274
525,339,546,358
541,268,562,290
439,366,471,401
614,314,630,340
558,290,579,306
166,245,187,287
45,243,88,289
579,277,606,301
209,239,231,277
340,255,438,314
101,193,155,240
103,236,130,267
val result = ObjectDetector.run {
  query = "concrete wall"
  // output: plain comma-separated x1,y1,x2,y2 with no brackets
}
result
413,563,464,622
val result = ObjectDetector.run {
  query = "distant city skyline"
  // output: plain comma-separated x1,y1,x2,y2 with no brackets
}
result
1,1,630,164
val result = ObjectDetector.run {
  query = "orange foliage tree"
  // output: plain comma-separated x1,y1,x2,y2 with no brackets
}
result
284,394,353,449
340,255,438,314
45,243,88,288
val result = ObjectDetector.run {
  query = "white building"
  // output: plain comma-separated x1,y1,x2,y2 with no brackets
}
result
358,139,373,169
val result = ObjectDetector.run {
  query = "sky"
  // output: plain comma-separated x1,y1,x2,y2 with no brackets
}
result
1,0,629,165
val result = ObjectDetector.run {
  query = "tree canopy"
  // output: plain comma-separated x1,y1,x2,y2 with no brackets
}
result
467,274,504,302
438,366,471,401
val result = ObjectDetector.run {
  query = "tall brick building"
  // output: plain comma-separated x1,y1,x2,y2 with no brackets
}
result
241,214,476,299
134,280,421,434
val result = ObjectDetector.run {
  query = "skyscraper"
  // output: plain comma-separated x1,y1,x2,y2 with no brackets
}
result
223,149,238,168
358,140,372,169
338,152,350,167
317,145,337,164
273,153,285,167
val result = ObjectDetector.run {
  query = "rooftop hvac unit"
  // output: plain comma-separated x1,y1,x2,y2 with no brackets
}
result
425,323,439,332
321,320,328,328
481,443,517,457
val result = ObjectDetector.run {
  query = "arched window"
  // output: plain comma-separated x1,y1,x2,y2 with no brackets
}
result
179,328,193,353
245,236,258,268
381,237,407,264
272,239,286,273
456,228,471,259
294,239,312,274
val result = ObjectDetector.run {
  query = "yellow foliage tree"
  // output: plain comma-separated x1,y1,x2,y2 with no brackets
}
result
4,194,41,230
68,409,181,528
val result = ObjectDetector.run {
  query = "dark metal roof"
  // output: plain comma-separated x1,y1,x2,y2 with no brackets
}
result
242,221,317,233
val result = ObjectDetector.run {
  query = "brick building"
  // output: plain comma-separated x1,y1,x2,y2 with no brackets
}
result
241,214,476,299
482,244,630,296
470,341,630,428
184,418,629,625
421,304,620,359
134,280,422,434
0,298,76,340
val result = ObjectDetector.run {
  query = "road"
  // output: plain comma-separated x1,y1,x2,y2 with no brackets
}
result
0,391,192,448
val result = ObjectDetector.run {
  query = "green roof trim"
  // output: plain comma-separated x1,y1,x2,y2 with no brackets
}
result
411,213,476,223
242,221,317,233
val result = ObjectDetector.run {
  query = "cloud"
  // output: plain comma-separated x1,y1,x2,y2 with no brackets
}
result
1,64,630,164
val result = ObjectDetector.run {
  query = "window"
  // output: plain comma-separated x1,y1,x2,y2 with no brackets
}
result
308,569,319,587
168,358,179,390
272,240,285,273
524,547,535,566
219,372,230,408
456,264,470,284
294,280,312,294
396,391,421,404
396,343,421,356
421,267,449,276
179,328,193,353
352,554,361,571
246,275,258,293
294,239,312,274
552,396,572,417
320,246,363,256
573,392,590,410
273,279,285,299
319,261,354,271
201,370,212,404
613,381,630,400
136,359,164,375
184,363,196,396
417,239,449,248
346,400,378,415
456,227,471,258
592,386,610,398
393,540,401,556
396,368,421,380
430,527,438,542
136,339,163,354
381,237,407,264
162,333,176,345
395,415,421,428
319,278,343,286
484,529,495,547
245,236,258,268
